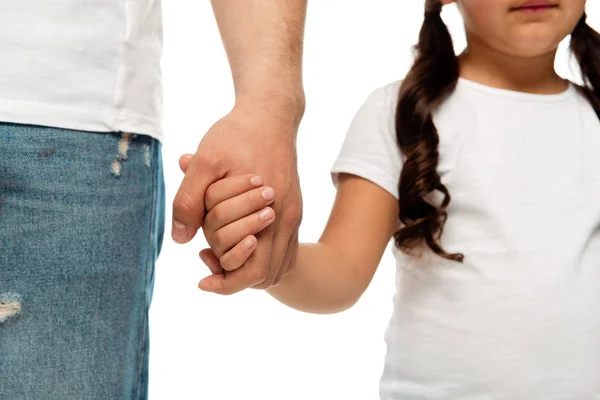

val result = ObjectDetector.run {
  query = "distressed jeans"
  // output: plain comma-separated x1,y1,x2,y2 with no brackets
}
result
0,122,165,399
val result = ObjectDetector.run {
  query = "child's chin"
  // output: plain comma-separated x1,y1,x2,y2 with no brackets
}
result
503,29,566,57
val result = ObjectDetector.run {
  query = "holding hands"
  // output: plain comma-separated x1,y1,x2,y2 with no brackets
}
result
199,175,279,289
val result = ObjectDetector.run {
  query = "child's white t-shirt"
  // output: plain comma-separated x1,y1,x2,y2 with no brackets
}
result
331,79,600,399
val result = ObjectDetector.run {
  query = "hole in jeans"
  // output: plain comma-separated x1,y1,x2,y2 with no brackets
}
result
111,133,132,177
0,293,22,323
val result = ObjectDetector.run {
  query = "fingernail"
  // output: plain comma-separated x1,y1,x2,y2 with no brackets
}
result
243,237,256,250
172,220,189,243
259,208,274,221
261,187,275,201
250,176,263,186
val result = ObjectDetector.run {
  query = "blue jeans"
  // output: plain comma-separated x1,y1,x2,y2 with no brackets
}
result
0,122,165,399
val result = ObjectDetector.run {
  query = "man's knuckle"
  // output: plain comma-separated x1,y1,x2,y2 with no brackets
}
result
174,191,199,215
205,185,217,208
196,151,220,169
282,203,302,225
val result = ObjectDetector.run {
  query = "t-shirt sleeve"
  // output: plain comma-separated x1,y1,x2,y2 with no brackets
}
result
331,82,404,199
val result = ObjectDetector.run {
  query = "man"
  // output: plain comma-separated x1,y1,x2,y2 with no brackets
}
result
0,1,306,399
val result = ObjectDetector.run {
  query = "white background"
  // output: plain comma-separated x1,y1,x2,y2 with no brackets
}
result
150,2,600,399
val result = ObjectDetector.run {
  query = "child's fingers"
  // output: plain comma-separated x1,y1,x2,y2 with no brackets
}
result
209,207,275,258
205,174,264,212
219,235,257,272
204,185,276,234
199,248,225,275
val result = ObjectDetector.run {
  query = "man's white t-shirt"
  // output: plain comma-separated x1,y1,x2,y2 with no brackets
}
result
0,1,164,142
332,79,600,399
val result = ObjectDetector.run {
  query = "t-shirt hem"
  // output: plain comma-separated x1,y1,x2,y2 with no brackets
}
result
331,157,399,199
0,99,164,143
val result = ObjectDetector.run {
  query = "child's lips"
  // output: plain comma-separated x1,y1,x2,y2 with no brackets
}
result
514,5,557,12
511,0,558,13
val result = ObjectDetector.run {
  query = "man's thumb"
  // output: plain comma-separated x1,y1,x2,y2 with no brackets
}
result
179,153,193,173
172,154,216,244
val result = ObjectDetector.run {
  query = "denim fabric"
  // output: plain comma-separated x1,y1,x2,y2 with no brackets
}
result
0,122,165,399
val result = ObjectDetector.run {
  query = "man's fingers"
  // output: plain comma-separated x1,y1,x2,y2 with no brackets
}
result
172,153,219,244
199,248,225,275
219,235,257,272
179,153,193,174
252,199,302,290
271,230,298,287
273,213,301,286
205,174,265,212
199,231,274,295
252,230,288,290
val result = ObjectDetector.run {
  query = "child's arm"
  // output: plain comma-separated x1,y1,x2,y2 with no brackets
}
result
201,173,398,314
267,174,398,314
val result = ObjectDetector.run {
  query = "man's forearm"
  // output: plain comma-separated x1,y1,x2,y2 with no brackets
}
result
211,0,307,121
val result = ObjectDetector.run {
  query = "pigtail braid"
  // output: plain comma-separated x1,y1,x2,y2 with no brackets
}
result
394,0,463,261
571,13,600,116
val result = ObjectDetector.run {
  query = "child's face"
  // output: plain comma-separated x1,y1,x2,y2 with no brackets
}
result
446,0,586,57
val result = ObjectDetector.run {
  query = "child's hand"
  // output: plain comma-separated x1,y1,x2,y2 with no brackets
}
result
200,174,276,277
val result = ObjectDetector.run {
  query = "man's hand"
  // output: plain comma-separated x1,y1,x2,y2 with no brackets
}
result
174,102,302,295
174,0,306,294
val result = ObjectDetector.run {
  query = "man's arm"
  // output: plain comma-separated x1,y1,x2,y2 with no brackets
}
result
210,0,306,121
172,0,308,294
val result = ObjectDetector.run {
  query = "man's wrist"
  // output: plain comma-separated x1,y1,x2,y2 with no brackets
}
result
235,85,306,127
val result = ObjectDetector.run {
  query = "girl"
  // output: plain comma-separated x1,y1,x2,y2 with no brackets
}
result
194,0,600,397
